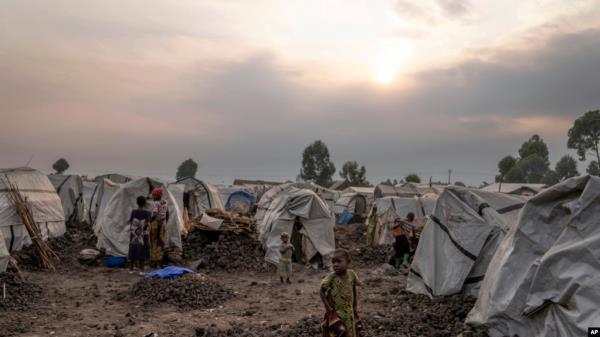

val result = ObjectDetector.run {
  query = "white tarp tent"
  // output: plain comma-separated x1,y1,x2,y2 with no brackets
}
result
0,230,9,272
82,181,98,223
48,174,85,224
407,187,525,298
333,192,368,216
93,173,136,184
89,179,120,227
96,177,184,257
175,177,224,218
0,167,66,272
258,186,335,266
368,195,437,246
467,175,600,337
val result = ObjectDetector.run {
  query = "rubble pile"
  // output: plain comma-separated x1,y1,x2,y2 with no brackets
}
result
0,272,43,311
350,245,393,267
128,274,233,310
184,230,272,273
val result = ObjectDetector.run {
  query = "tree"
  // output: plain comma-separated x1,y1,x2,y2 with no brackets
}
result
518,154,548,183
405,174,421,183
299,140,336,187
52,158,70,174
542,170,559,186
588,161,600,176
567,110,600,164
555,155,579,180
504,166,526,183
519,134,550,166
176,158,198,180
498,156,517,177
339,161,371,187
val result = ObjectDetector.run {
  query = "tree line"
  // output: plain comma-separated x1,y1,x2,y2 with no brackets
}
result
496,109,600,185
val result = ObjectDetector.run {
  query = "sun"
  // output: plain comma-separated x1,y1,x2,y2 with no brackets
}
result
371,38,414,85
373,62,398,84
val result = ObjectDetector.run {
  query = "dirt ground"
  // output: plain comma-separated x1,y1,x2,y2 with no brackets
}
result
1,223,484,337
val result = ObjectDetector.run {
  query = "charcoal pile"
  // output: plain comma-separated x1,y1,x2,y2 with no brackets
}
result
334,223,366,250
128,274,233,310
184,230,272,273
350,245,393,267
13,221,97,270
0,272,43,311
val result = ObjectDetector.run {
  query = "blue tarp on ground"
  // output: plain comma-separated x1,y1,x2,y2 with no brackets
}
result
338,210,354,225
225,190,256,213
145,266,195,279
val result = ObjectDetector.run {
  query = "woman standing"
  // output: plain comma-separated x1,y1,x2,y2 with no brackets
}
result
149,188,168,268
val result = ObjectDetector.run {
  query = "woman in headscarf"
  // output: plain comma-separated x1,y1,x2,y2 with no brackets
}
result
149,188,168,268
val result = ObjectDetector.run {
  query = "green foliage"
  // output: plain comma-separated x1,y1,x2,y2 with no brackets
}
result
519,134,549,165
567,110,600,162
555,155,579,180
542,170,559,186
518,154,549,183
52,158,70,174
504,165,526,183
498,156,517,177
176,158,198,180
405,174,421,184
587,161,600,176
339,161,371,187
300,140,336,187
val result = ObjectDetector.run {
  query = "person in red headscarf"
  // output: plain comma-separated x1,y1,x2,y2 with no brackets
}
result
148,187,168,268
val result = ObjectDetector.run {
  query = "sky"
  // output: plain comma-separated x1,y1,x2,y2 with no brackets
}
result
1,0,600,186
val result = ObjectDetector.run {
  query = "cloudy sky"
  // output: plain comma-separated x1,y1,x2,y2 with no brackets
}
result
1,0,600,185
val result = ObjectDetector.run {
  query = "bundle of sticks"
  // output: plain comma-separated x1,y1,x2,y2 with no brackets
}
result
191,208,256,236
2,176,59,271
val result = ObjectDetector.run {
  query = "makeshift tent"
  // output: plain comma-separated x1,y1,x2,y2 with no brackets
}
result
96,177,184,257
48,174,85,224
0,167,66,269
225,190,256,214
407,187,525,298
333,192,369,224
467,175,600,337
0,230,9,272
374,183,441,199
88,179,120,227
367,195,437,245
258,186,335,266
82,181,98,223
93,173,136,184
174,177,224,218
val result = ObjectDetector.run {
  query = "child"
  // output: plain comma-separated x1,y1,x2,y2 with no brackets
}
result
391,217,411,273
149,188,168,268
320,249,361,337
129,196,151,275
279,232,294,284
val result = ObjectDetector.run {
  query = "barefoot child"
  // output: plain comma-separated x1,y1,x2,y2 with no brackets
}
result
320,249,361,337
129,196,151,275
279,232,294,284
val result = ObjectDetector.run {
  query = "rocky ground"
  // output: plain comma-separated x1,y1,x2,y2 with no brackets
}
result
1,222,487,337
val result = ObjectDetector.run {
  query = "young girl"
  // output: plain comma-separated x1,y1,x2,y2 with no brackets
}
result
129,196,151,275
149,188,168,268
278,232,294,284
320,249,361,337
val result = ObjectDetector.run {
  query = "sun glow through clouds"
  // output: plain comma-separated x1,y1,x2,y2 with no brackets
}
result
372,38,415,85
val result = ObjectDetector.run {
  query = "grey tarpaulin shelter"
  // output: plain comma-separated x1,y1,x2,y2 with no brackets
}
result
88,179,121,227
407,187,525,298
0,167,66,271
258,186,335,266
48,174,85,224
82,181,98,223
333,192,369,223
368,195,437,245
467,175,600,337
95,177,184,257
174,177,224,218
0,230,8,272
93,173,137,184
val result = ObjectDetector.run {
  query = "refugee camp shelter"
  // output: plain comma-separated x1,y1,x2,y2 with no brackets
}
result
0,230,8,272
333,192,369,224
93,173,137,184
480,183,545,196
95,177,184,257
467,175,600,337
0,167,66,271
88,178,121,226
255,182,332,224
258,186,335,267
82,181,98,223
174,177,224,218
407,187,526,298
48,174,85,224
330,180,351,191
374,182,439,199
367,194,437,245
225,190,256,214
